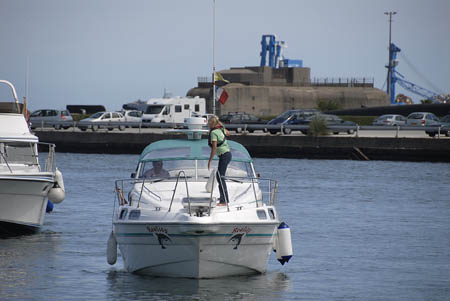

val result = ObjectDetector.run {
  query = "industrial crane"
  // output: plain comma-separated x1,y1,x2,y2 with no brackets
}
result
260,35,302,68
386,43,447,104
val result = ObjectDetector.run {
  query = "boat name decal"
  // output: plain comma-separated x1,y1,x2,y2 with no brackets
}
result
232,226,251,234
229,226,252,250
146,226,168,234
146,226,171,249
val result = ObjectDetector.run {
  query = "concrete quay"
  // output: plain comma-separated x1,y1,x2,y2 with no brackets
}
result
35,130,450,163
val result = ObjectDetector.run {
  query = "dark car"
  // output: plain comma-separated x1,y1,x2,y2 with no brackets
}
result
288,113,356,135
425,114,450,137
219,112,266,133
265,109,320,134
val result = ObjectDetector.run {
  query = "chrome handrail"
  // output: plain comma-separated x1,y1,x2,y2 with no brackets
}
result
113,175,278,213
168,171,190,213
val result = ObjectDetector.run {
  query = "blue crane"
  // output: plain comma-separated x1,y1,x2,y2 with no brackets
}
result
386,43,443,104
260,35,302,68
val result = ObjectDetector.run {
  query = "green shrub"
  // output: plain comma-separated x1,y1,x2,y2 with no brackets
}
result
308,115,329,136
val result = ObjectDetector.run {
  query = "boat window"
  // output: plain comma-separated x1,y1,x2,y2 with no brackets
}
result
128,210,141,220
201,146,251,163
230,147,250,161
2,142,36,165
119,208,128,219
257,210,267,220
226,161,252,177
141,147,191,161
201,147,211,157
268,208,276,220
140,160,196,178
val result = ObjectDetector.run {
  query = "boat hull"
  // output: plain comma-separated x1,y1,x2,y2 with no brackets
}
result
0,176,54,237
114,222,278,278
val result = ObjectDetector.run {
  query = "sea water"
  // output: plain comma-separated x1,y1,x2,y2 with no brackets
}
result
1,153,449,300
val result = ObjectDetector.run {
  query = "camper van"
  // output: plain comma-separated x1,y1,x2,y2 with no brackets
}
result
128,96,206,124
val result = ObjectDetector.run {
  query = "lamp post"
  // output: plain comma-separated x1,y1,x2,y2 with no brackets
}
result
385,11,396,102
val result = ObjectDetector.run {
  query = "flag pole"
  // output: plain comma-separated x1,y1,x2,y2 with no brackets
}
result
212,0,216,115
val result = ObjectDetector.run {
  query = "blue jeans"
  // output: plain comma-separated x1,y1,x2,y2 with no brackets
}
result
216,151,232,203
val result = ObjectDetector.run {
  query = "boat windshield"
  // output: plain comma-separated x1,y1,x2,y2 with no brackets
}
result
137,139,255,179
139,159,253,179
0,142,37,165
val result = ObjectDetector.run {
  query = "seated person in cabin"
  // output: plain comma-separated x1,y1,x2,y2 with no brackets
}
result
143,160,170,178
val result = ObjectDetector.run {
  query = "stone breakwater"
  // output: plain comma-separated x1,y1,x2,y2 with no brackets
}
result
35,131,450,163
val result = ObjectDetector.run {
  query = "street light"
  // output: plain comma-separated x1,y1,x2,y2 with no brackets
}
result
385,11,397,102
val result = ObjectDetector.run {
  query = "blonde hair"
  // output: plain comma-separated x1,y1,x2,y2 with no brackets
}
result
208,115,224,129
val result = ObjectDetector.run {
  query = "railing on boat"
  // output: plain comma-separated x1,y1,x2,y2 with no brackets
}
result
114,174,278,216
0,141,56,173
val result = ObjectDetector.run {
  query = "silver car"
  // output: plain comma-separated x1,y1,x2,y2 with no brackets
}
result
121,110,143,127
30,109,73,130
406,112,440,126
373,114,407,126
78,111,125,131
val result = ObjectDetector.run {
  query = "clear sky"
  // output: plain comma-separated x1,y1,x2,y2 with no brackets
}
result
0,0,449,111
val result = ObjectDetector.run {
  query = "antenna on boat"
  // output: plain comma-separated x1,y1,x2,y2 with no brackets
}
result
212,0,216,115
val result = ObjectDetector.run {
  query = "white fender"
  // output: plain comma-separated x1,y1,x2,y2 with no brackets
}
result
276,222,293,265
48,168,65,204
107,231,117,265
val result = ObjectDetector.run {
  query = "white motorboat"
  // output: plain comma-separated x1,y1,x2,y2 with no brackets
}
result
107,118,292,278
0,80,65,237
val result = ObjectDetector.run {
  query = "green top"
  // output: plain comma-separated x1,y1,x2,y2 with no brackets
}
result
139,139,251,163
210,128,230,156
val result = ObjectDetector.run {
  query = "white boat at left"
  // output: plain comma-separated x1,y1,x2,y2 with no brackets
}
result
0,80,65,237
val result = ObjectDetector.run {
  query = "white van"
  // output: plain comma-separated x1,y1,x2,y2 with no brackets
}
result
140,96,206,124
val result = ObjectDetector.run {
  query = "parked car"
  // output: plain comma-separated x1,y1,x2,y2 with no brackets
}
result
120,110,143,127
284,113,356,135
192,112,215,121
78,111,125,131
425,114,450,137
372,114,407,126
406,112,440,127
219,112,266,133
30,109,73,130
265,109,320,134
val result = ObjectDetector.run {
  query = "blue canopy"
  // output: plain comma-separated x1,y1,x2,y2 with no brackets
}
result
139,139,252,163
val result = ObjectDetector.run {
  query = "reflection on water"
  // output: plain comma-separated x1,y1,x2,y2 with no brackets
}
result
0,231,62,300
106,270,291,300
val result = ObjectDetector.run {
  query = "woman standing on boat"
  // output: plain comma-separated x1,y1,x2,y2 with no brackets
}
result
207,116,231,206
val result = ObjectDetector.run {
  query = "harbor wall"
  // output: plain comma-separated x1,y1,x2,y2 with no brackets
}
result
35,131,450,163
